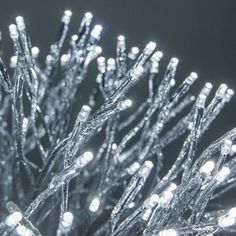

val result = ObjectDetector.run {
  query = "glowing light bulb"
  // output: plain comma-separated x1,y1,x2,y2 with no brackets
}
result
62,211,74,228
16,225,27,236
107,58,116,71
15,16,25,31
200,160,215,174
170,57,179,66
118,99,133,110
216,84,228,99
142,208,152,221
6,211,23,226
128,47,139,60
10,56,18,68
78,105,91,122
112,143,117,150
218,215,235,228
89,198,100,212
144,41,156,55
228,207,236,218
221,139,232,155
144,194,159,208
186,72,198,85
9,24,19,40
158,229,178,236
60,54,68,66
127,162,140,175
216,166,230,183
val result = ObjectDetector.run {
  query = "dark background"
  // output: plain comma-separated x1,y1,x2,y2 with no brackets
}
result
0,0,236,233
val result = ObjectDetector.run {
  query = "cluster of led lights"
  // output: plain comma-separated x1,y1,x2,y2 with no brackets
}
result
0,8,235,236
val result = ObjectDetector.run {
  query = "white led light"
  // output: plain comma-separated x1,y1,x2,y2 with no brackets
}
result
186,72,198,85
221,139,232,155
200,160,215,174
62,211,74,228
117,35,125,42
225,89,234,102
132,65,144,77
89,198,100,212
118,99,133,110
91,25,103,40
6,211,23,226
107,58,116,71
158,228,178,236
216,166,230,183
218,215,235,228
10,56,18,68
16,225,27,236
85,12,93,20
139,161,153,176
142,208,152,221
131,47,139,55
62,10,72,24
170,79,175,87
196,94,206,108
83,151,93,162
60,54,68,66
144,194,159,208
112,143,117,150
64,10,72,17
228,207,236,218
9,24,19,40
144,41,156,55
167,183,177,192
31,46,40,58
216,84,228,99
15,16,25,31
78,105,91,122
127,162,140,175
151,51,163,62
170,57,179,66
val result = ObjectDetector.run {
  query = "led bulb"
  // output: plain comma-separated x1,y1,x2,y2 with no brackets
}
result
15,16,25,31
89,198,100,212
62,211,74,228
142,208,152,221
9,24,19,40
10,56,18,68
200,160,215,175
6,211,23,226
78,105,91,122
127,162,140,175
16,225,27,236
185,72,198,85
221,139,232,155
170,57,179,67
228,207,236,218
216,166,230,183
143,41,156,56
218,215,235,228
158,229,178,236
139,161,153,176
144,194,159,208
91,25,103,40
60,54,68,66
31,46,40,58
118,99,133,110
62,10,72,24
216,84,228,99
107,58,116,71
128,47,139,60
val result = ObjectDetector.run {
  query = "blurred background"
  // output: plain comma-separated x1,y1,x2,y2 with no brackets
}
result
0,0,236,227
